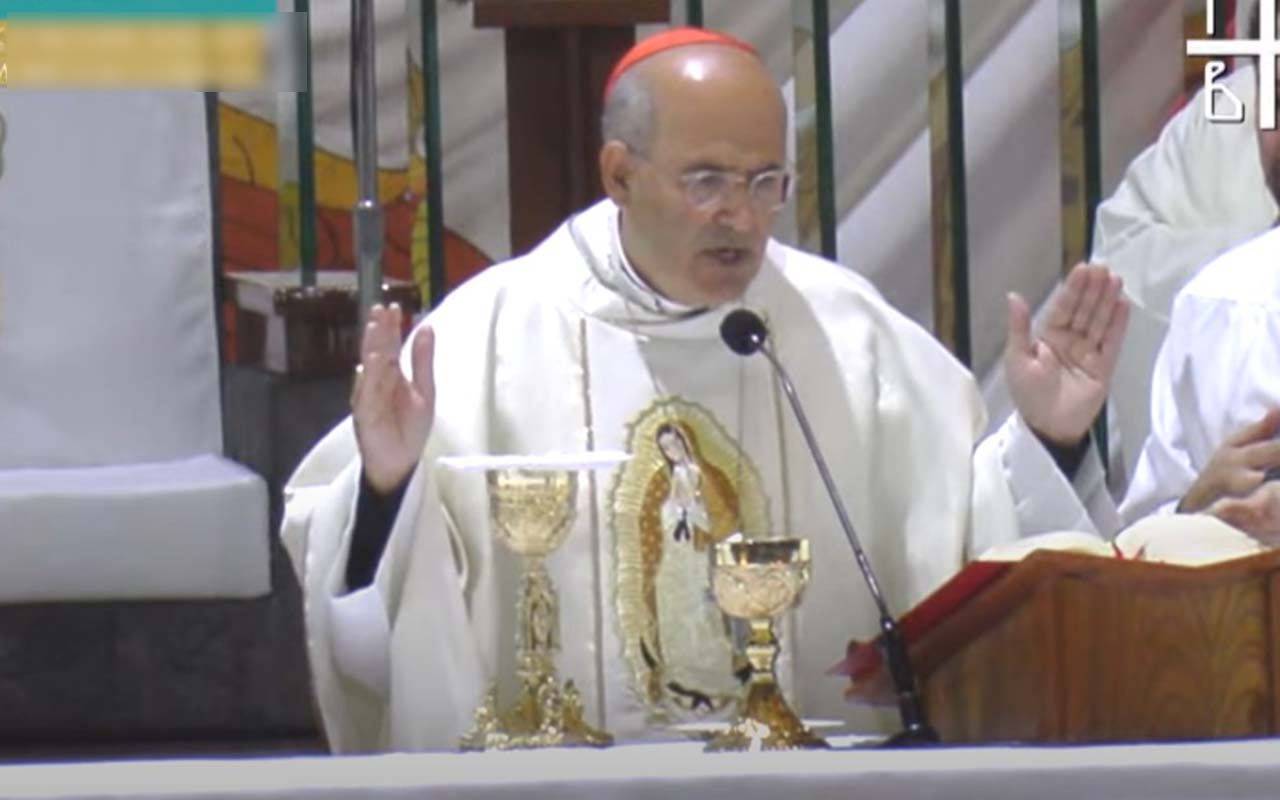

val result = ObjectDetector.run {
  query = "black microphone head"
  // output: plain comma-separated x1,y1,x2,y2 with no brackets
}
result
720,309,768,356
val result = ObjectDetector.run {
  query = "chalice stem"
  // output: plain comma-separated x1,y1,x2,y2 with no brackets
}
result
745,618,778,687
708,616,828,751
517,556,558,682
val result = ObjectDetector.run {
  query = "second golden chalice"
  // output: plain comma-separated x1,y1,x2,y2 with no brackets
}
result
707,537,829,751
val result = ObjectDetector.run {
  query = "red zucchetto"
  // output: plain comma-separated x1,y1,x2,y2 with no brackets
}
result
603,27,759,101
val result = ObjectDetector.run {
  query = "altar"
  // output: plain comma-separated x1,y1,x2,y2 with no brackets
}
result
4,739,1280,800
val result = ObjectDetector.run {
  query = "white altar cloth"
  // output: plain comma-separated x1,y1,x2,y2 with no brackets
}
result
4,738,1280,799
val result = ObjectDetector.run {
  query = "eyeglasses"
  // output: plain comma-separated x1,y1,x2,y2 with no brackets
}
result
625,145,791,213
677,168,792,213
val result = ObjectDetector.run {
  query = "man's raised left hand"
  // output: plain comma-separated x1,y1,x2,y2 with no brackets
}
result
1004,263,1130,448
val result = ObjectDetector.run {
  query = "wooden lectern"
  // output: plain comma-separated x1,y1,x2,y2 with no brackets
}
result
850,550,1280,744
474,0,669,255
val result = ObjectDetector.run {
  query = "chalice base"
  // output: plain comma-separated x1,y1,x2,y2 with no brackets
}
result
706,682,830,752
459,675,614,752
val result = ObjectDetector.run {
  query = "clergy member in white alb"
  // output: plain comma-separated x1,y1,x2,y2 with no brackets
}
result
282,28,1129,753
1122,225,1280,539
1092,59,1280,484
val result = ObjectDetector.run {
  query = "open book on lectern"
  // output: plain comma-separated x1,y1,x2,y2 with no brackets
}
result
830,513,1266,695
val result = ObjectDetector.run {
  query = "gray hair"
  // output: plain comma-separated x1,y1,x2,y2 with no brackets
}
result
601,69,656,152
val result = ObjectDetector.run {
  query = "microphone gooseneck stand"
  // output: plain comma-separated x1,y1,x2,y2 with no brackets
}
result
720,309,940,748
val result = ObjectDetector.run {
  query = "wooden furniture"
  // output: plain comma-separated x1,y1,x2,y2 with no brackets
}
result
223,271,421,376
474,0,669,255
880,550,1280,744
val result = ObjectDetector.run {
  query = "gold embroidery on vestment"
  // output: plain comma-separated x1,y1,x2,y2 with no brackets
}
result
609,398,770,722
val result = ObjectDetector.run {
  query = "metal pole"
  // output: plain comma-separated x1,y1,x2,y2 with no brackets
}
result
352,0,383,316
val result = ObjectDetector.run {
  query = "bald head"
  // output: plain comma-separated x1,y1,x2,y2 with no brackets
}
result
601,43,785,153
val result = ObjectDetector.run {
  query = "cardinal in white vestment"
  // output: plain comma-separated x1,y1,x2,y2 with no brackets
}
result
282,28,1129,753
1122,226,1280,541
1092,60,1280,484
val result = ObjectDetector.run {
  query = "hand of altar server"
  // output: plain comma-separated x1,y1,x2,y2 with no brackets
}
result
1201,484,1280,546
1179,409,1280,544
351,303,436,495
1004,263,1129,448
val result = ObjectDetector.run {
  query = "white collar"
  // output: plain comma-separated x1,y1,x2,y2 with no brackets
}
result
563,199,781,341
610,209,702,317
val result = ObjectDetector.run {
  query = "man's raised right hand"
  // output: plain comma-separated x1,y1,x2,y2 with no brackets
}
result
351,303,436,495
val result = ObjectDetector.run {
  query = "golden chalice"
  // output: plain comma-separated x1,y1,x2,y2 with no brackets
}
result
707,537,828,751
444,454,625,752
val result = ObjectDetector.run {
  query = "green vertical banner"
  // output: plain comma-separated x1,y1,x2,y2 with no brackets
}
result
295,4,317,286
408,0,431,306
1057,2,1103,261
792,1,821,256
1058,0,1088,276
420,0,446,307
927,0,971,366
1059,0,1107,466
1080,0,1101,251
276,7,315,280
811,0,837,260
792,1,838,261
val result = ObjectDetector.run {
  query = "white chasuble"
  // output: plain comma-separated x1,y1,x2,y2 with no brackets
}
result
1122,227,1280,520
283,199,1111,753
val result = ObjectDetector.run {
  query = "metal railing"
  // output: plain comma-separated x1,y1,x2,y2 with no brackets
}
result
296,0,1116,342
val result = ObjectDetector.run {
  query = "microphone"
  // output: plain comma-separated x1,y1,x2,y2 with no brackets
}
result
719,308,940,748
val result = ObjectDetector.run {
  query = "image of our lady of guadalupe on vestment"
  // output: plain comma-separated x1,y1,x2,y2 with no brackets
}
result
610,400,771,721
655,422,714,547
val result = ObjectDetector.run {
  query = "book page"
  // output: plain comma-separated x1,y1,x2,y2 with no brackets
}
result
1113,514,1264,566
976,515,1265,566
977,530,1115,562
